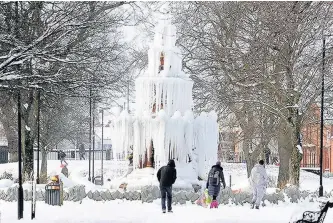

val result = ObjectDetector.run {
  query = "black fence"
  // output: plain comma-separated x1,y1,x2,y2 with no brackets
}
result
0,149,8,164
0,149,119,163
301,152,319,168
33,149,115,161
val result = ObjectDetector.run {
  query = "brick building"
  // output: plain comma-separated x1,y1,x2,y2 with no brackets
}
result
301,104,333,173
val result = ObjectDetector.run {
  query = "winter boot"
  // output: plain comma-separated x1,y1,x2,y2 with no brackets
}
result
162,209,166,213
255,205,259,210
210,200,218,208
214,200,219,208
250,202,255,209
168,210,173,213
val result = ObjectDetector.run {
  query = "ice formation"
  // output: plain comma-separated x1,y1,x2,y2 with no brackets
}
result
111,20,219,179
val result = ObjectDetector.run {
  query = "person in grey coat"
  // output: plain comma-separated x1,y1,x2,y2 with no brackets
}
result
206,161,226,207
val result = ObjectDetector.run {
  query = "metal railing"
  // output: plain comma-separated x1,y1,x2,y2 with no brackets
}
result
33,150,113,160
0,150,8,164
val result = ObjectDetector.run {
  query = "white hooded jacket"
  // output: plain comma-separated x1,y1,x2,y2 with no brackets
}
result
250,164,268,188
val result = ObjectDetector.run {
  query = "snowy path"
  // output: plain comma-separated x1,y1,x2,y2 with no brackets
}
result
1,199,333,223
1,161,333,222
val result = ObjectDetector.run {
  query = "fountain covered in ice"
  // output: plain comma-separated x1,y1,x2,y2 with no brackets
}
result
110,20,219,188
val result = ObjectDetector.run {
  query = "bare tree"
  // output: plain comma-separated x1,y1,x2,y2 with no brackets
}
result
170,1,333,187
36,95,90,183
0,1,142,180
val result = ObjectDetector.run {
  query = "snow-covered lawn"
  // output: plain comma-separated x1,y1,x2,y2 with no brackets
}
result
1,161,332,192
0,161,333,222
0,160,128,190
221,163,333,192
1,199,333,223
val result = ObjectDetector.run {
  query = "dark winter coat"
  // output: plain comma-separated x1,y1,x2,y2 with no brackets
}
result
79,144,85,154
58,151,66,159
206,165,226,197
157,160,177,187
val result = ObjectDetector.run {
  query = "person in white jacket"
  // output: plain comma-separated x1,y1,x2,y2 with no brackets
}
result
249,160,268,209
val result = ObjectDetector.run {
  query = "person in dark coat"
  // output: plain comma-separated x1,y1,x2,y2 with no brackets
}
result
157,159,177,213
58,150,68,166
79,144,85,160
206,161,226,208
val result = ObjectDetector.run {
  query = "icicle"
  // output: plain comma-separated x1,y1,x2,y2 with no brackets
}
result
184,110,194,162
135,77,193,117
114,20,221,184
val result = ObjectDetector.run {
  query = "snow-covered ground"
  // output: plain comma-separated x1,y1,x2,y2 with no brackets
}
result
221,163,333,192
2,160,332,192
0,161,333,222
0,160,128,191
1,199,333,223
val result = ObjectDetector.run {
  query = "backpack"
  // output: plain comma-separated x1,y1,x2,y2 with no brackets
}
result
208,168,221,186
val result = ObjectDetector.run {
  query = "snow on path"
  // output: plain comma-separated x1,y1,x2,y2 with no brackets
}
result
1,199,333,223
0,160,128,188
221,163,333,192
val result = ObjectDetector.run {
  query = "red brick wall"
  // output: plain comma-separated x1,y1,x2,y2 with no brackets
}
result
301,104,333,172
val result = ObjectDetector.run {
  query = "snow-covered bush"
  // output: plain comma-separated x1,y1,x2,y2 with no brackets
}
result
323,172,333,178
284,185,301,203
0,171,13,181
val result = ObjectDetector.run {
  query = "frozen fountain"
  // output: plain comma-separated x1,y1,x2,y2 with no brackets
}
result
110,20,219,190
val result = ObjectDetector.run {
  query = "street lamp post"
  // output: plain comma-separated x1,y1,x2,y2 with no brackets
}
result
36,90,40,184
88,89,92,182
17,91,24,219
92,101,95,182
127,77,130,113
101,109,104,185
319,36,326,197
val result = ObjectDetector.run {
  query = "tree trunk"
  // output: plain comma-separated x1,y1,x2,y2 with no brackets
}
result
289,128,303,186
277,121,292,189
243,137,262,178
22,90,39,181
246,155,256,178
24,128,34,180
9,151,18,162
40,147,48,184
277,147,290,189
0,96,18,157
1,113,18,154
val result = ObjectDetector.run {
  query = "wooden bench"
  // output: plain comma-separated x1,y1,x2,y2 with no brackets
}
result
295,201,333,223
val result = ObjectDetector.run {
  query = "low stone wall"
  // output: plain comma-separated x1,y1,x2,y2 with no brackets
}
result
140,185,200,204
1,184,332,205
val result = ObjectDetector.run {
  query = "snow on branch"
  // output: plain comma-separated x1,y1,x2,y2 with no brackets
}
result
233,99,289,120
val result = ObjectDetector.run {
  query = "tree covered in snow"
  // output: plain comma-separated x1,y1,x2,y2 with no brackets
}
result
0,1,148,180
37,95,91,183
0,92,18,161
169,1,333,188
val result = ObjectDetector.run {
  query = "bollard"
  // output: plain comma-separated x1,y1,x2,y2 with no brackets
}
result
60,180,63,205
229,175,231,187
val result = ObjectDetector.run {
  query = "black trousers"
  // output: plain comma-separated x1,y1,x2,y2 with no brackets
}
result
160,186,172,211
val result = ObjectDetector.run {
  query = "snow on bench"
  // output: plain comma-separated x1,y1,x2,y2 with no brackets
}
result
293,200,333,223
